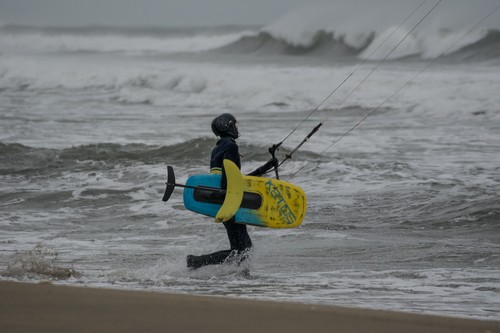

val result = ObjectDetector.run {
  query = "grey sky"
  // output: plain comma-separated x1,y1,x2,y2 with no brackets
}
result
0,0,499,27
0,0,304,26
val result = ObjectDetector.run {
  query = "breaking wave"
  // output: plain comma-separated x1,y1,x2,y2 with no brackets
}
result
216,27,500,61
237,2,500,61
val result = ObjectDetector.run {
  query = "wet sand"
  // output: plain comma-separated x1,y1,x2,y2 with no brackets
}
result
0,281,498,333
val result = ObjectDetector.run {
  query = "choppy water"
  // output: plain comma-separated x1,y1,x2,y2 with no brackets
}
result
1,2,500,320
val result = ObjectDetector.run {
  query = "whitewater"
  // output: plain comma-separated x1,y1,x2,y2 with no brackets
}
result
1,2,500,319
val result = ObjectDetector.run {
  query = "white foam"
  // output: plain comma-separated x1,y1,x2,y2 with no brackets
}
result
1,49,499,129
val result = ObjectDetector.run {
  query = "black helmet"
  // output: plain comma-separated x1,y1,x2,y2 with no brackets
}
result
211,113,239,138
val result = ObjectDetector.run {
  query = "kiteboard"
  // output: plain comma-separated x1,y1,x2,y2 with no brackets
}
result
162,160,307,228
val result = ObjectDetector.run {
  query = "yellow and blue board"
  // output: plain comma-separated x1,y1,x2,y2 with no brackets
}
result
183,161,307,228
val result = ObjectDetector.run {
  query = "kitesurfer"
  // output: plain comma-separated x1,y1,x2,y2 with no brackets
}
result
186,113,276,271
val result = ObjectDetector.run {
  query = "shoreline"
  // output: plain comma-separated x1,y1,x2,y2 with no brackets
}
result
1,280,499,333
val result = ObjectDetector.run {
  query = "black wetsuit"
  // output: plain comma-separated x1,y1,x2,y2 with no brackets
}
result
187,136,273,269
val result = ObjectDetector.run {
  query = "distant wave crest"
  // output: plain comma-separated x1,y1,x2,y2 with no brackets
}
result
215,28,500,61
0,24,254,55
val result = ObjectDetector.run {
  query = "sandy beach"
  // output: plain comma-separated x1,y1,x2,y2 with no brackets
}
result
0,281,498,333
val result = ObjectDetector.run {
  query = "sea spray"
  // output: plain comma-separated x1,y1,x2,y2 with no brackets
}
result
6,243,81,279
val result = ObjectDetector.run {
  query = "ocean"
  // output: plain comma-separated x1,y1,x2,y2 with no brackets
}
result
1,2,500,319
